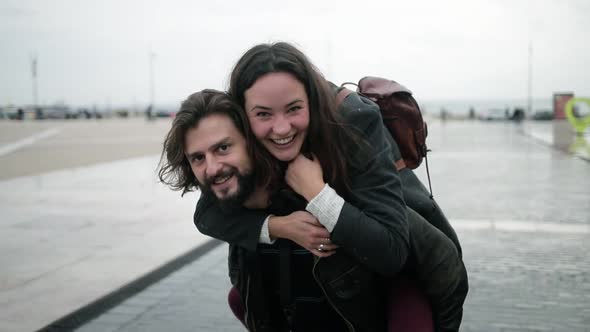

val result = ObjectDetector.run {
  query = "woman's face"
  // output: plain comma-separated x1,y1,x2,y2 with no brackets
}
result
244,72,310,162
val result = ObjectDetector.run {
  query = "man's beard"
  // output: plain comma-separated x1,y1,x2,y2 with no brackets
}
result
199,166,256,210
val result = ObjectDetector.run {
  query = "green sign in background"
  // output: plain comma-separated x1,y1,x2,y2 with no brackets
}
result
565,98,590,134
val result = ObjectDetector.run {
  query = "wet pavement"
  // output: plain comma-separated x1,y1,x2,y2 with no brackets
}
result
0,118,174,180
0,119,208,332
415,120,589,225
1,118,589,331
520,120,590,163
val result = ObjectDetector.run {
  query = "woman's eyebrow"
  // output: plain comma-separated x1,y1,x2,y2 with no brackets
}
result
249,104,272,112
286,99,304,107
249,99,304,112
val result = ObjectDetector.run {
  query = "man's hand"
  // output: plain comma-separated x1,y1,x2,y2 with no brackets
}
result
285,154,325,201
269,211,338,257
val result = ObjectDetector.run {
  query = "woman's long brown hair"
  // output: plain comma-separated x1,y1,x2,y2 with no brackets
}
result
229,42,364,197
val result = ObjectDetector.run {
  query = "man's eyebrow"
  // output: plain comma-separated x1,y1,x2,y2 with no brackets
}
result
212,137,231,150
184,137,231,160
185,150,201,160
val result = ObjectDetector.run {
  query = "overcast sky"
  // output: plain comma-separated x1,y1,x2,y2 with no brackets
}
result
1,0,588,108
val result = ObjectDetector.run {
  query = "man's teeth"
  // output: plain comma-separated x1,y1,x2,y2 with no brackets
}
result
214,175,231,184
272,135,295,145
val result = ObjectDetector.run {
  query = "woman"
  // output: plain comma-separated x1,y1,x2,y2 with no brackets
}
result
195,42,466,331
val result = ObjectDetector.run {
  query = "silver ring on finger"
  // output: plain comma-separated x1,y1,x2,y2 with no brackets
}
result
318,244,326,252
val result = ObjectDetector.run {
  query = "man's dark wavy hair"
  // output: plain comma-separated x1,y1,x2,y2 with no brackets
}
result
158,89,277,196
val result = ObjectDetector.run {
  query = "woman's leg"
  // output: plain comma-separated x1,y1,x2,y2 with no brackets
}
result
387,276,434,332
228,287,246,327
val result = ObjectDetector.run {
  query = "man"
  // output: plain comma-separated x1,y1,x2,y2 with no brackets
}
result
160,89,350,330
159,89,467,331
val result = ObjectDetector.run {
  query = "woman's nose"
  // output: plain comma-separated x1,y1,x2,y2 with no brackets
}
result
272,116,291,135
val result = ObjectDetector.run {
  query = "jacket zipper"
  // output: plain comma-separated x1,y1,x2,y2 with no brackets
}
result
312,258,356,332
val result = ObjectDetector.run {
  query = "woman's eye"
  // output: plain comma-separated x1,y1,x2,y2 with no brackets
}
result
288,106,301,113
218,144,229,152
256,111,270,117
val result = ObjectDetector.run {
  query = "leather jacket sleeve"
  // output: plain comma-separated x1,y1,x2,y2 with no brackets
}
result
194,194,266,252
330,95,410,276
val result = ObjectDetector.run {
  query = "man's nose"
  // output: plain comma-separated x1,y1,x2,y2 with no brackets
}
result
205,158,222,178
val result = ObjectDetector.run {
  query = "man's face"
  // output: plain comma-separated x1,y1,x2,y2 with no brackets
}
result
184,113,254,207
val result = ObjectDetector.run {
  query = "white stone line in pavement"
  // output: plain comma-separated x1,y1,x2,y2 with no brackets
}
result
452,219,590,234
0,127,61,157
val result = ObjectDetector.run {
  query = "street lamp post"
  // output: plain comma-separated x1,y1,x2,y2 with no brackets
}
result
148,50,156,120
31,55,39,109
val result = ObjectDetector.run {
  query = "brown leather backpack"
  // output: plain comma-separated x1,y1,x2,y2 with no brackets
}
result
336,76,428,170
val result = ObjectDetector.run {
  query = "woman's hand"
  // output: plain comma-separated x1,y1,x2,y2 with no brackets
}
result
269,211,338,258
285,154,325,201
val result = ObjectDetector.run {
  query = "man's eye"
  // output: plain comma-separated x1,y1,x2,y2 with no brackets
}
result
191,155,204,163
218,144,229,152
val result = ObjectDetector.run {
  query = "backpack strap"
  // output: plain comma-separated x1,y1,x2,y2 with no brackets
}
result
394,159,407,171
335,87,354,107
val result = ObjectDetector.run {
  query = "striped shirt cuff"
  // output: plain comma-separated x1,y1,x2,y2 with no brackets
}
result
306,183,344,233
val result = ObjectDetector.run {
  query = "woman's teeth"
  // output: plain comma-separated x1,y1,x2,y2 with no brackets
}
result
271,135,295,145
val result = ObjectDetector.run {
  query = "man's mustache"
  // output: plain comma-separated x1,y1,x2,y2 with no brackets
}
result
204,168,236,187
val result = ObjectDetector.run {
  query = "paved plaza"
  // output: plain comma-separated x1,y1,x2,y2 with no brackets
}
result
1,118,589,332
0,119,207,332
